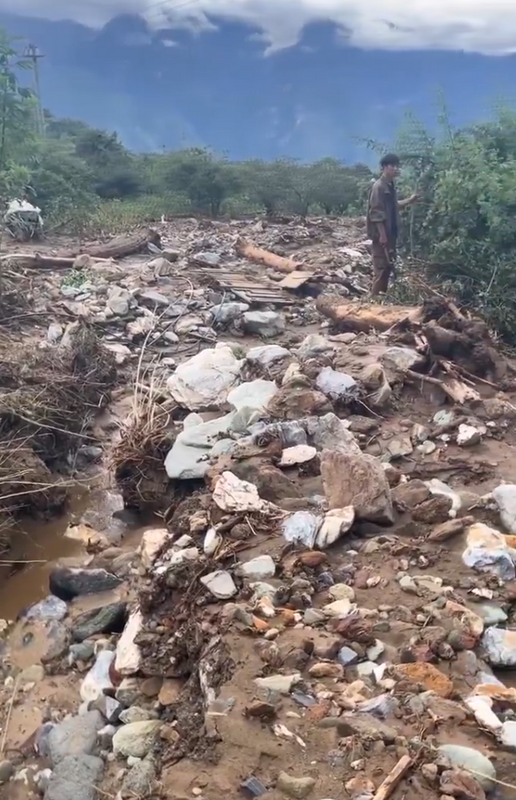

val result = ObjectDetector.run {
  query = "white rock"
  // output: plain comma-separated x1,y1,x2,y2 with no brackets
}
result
296,334,335,360
203,528,222,556
227,380,278,412
213,471,265,513
279,445,317,467
201,570,237,599
166,345,242,410
164,412,237,480
254,673,301,694
481,627,516,667
457,423,482,447
80,649,115,703
281,511,322,548
316,507,355,549
462,522,515,580
493,484,516,534
47,322,63,343
465,695,502,733
316,367,358,402
138,529,171,570
238,555,276,580
499,720,516,749
115,610,143,675
322,598,356,618
243,311,285,337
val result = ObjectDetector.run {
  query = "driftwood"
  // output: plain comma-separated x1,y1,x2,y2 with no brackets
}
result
0,228,161,270
317,298,424,333
405,369,481,404
371,755,412,800
237,239,305,274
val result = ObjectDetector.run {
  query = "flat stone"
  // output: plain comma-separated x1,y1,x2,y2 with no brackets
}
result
200,570,237,599
112,720,162,759
332,713,398,743
316,507,355,549
457,423,483,447
316,367,358,402
279,445,317,467
246,345,291,366
462,522,515,580
328,584,355,602
158,679,182,706
44,755,104,800
91,695,123,724
337,646,359,666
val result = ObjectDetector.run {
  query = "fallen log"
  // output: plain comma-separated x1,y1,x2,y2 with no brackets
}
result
58,227,161,260
317,297,424,333
237,239,305,274
0,228,161,270
405,369,481,404
0,253,76,270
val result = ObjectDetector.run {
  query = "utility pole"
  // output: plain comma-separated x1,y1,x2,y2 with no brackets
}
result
24,44,45,136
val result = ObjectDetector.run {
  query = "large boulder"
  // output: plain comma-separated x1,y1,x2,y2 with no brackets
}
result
166,344,243,410
321,450,394,525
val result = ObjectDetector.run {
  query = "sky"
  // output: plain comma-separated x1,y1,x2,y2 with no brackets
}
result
1,0,516,56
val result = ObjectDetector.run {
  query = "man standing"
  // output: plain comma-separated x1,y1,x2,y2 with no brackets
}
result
366,153,418,296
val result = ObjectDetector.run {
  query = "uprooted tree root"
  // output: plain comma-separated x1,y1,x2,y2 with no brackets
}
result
0,323,117,530
111,392,178,512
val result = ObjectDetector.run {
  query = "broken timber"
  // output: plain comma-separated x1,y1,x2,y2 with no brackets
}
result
200,269,294,305
317,298,424,333
236,238,306,274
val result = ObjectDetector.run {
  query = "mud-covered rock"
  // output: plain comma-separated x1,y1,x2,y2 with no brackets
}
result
49,567,122,601
44,755,104,800
321,450,393,524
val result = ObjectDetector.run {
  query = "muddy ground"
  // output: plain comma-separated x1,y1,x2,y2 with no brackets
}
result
1,216,516,800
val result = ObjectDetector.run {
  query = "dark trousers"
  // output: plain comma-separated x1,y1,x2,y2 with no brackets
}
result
371,241,397,296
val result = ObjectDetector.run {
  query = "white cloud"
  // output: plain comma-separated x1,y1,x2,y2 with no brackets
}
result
3,0,516,55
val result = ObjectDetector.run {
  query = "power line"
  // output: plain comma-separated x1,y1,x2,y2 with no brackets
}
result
23,43,45,137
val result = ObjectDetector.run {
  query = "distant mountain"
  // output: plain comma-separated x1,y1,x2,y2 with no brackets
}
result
2,10,516,161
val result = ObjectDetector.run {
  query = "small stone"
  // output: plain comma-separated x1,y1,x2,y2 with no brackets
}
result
399,575,419,594
308,662,344,679
115,678,140,707
328,584,355,602
337,646,359,666
19,664,45,685
238,555,275,580
200,570,237,599
276,771,316,799
158,679,182,706
457,424,482,447
92,695,123,724
121,757,157,799
254,673,300,694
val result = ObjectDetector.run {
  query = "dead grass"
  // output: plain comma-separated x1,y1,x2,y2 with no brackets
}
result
111,377,177,512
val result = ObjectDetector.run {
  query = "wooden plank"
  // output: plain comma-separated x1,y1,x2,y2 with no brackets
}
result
279,270,315,289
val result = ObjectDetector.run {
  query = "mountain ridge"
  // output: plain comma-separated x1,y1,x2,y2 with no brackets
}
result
2,10,516,161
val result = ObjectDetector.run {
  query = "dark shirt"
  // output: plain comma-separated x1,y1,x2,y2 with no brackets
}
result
366,176,401,244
